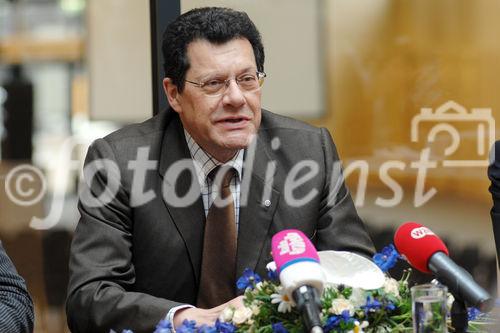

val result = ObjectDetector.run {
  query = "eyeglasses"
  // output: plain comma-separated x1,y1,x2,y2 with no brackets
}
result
185,71,267,97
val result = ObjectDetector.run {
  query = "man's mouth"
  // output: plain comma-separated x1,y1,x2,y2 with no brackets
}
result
218,116,250,124
224,118,245,123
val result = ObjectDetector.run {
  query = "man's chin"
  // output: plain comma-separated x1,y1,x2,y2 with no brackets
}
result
220,131,257,149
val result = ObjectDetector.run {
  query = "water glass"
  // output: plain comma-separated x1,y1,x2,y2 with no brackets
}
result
411,283,448,333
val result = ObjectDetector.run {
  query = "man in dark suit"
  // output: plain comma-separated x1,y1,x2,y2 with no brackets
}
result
488,141,500,267
66,7,375,333
0,240,34,332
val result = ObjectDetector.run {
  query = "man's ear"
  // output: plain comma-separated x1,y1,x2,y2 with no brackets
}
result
163,78,182,113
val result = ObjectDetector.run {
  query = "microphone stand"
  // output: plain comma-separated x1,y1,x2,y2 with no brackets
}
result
292,285,324,333
450,298,468,333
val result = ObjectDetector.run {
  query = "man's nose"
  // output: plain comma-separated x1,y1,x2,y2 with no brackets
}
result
222,80,246,108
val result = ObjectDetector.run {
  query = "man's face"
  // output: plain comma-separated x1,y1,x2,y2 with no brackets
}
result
164,38,262,162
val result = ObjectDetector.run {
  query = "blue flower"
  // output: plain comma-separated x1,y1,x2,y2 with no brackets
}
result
324,314,346,333
176,327,194,333
153,319,172,333
385,301,396,311
468,307,481,321
197,324,217,333
373,244,401,272
340,310,352,322
215,319,237,333
176,320,197,333
324,315,341,332
323,311,353,333
362,296,382,315
272,322,288,333
267,267,279,281
236,268,262,291
121,330,134,333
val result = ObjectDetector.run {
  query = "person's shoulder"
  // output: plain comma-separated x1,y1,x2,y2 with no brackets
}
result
489,140,500,178
86,110,177,162
258,110,333,155
0,241,9,267
102,109,173,145
260,109,322,134
258,110,337,165
493,140,500,157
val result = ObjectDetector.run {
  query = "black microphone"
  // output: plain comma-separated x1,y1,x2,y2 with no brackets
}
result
394,222,494,312
428,252,493,312
292,285,323,333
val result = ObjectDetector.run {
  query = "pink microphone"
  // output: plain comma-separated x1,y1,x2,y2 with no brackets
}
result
272,230,320,270
271,229,325,333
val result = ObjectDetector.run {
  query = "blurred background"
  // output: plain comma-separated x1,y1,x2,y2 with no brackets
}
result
0,0,499,332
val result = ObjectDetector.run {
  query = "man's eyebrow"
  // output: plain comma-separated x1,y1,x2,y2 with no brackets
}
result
238,66,258,74
197,66,258,80
241,66,257,71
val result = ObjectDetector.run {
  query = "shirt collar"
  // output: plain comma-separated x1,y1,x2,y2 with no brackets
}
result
184,129,244,184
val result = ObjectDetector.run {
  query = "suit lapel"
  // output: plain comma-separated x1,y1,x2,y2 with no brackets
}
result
237,136,280,278
158,115,205,284
157,114,282,283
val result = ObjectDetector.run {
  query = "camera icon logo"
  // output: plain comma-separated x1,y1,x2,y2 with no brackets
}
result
411,100,495,167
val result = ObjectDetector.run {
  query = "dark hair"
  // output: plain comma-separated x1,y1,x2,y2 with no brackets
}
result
162,7,265,92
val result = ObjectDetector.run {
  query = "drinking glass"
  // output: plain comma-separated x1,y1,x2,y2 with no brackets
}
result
411,283,448,333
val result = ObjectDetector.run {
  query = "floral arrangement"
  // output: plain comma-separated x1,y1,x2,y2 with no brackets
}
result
118,245,494,333
221,244,413,333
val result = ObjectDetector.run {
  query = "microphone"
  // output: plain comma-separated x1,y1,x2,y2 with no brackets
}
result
271,229,325,333
394,222,494,312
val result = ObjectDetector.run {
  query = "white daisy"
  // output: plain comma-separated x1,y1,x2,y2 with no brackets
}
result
348,320,369,333
271,288,293,313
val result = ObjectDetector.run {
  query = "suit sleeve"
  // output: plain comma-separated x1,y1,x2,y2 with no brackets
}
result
66,139,182,333
315,128,375,259
0,241,34,333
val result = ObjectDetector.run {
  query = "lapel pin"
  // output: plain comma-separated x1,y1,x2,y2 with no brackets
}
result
264,200,271,207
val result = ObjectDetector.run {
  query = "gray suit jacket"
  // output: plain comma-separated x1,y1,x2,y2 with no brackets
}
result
66,109,374,333
0,241,34,333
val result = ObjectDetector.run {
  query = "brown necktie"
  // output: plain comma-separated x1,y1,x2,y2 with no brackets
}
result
196,166,237,308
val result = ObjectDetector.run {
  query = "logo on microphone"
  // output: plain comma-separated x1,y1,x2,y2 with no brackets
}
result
278,232,306,255
410,226,435,239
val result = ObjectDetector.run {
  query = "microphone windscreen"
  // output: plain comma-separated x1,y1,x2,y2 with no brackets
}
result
394,222,449,273
271,229,319,273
